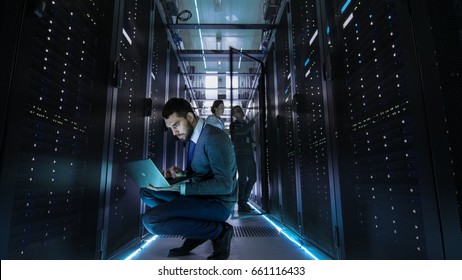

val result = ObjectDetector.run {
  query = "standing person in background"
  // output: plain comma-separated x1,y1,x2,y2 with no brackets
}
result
230,105,257,213
205,100,225,131
139,98,237,260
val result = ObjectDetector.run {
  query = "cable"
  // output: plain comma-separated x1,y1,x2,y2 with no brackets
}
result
176,10,192,24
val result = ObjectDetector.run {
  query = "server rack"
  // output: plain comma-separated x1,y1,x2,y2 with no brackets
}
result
271,2,300,234
265,44,284,220
0,0,177,259
148,5,170,170
149,0,189,177
324,0,462,259
263,0,462,259
407,0,462,259
101,0,154,259
162,46,183,170
290,0,338,258
0,0,120,259
326,0,438,259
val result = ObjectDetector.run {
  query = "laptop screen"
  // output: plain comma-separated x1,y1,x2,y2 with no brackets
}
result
124,159,188,188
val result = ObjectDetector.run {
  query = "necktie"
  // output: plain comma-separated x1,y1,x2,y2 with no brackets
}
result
186,140,196,175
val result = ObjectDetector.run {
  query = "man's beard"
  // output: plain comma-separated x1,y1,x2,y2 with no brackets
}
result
177,121,194,143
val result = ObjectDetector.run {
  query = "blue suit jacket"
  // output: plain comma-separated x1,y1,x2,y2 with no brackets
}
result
186,123,238,210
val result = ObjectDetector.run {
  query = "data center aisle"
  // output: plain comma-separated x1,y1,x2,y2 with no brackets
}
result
122,206,327,260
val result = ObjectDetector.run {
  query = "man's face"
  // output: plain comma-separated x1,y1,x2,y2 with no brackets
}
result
165,112,194,142
233,107,245,120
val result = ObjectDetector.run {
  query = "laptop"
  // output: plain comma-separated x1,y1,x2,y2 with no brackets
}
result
124,159,189,188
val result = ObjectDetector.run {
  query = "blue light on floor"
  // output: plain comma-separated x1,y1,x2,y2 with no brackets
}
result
247,202,320,260
124,235,159,260
124,203,322,260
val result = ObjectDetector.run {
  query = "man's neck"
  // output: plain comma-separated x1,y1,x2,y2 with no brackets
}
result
191,117,199,128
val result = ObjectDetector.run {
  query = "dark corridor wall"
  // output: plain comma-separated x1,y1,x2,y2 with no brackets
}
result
0,0,117,259
261,0,462,259
0,0,185,259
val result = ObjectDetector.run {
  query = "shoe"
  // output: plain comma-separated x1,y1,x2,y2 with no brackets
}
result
168,238,207,257
238,203,253,213
207,222,233,260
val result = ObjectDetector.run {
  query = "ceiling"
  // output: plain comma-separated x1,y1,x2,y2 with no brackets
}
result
158,0,282,123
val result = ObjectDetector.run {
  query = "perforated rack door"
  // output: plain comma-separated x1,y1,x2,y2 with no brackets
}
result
163,47,182,169
409,0,462,259
272,3,299,232
0,0,115,259
104,0,154,258
289,0,339,257
265,46,283,220
326,0,438,259
148,6,169,169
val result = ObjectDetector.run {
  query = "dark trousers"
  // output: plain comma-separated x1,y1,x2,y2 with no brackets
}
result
139,189,232,240
236,153,256,205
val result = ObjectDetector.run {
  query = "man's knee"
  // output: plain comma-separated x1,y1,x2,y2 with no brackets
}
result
141,213,161,234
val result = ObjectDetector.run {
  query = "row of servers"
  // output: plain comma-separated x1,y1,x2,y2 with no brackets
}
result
1,0,461,259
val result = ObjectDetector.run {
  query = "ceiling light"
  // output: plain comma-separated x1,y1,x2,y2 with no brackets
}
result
214,0,222,12
216,32,222,50
225,15,239,22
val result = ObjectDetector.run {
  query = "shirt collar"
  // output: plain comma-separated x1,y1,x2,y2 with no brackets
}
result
190,118,204,144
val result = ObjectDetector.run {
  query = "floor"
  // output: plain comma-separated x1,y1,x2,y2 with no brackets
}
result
115,205,329,260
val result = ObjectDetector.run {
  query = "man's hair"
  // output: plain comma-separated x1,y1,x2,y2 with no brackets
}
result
162,97,194,119
231,105,241,114
211,99,224,114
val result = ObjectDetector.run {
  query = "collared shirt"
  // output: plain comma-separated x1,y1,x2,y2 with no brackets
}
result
190,118,204,144
180,118,205,195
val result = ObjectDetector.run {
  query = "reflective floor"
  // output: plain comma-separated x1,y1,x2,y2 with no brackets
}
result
116,205,329,260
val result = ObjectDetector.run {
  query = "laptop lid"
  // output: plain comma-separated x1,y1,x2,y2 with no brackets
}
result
124,159,188,188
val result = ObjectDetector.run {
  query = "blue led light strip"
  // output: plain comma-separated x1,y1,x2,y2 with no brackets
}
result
124,204,321,260
246,203,321,260
124,235,159,260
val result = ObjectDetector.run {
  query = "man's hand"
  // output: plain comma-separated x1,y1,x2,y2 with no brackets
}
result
147,184,180,192
162,166,184,178
251,112,260,122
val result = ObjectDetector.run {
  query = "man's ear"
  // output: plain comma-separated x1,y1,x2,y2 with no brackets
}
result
186,112,195,123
